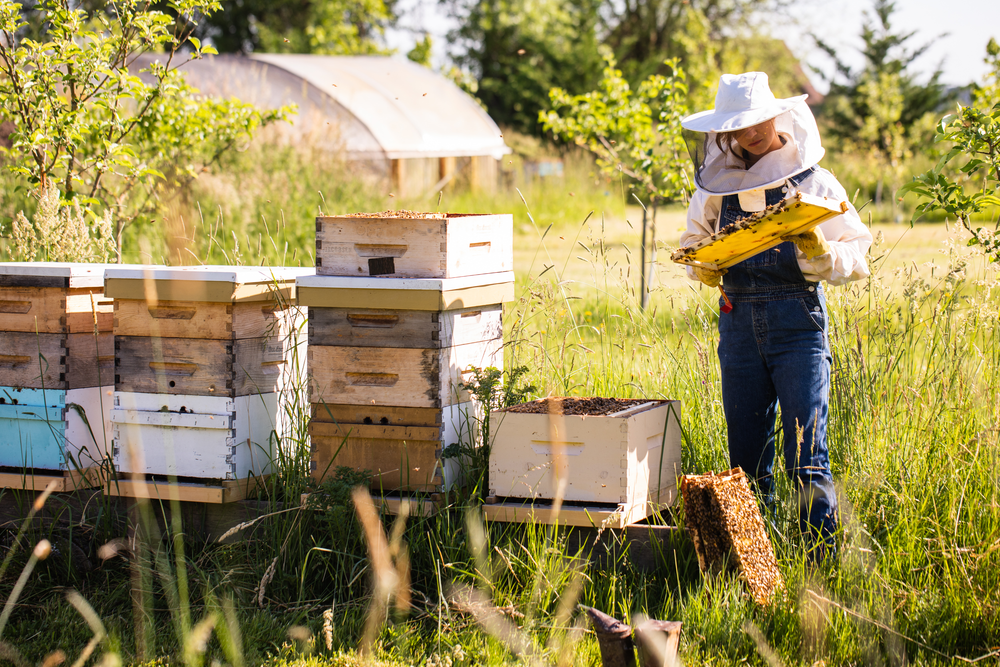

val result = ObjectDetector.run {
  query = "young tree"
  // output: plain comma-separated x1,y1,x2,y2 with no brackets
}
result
0,0,288,259
900,39,1000,260
813,0,949,203
444,0,603,135
541,49,691,308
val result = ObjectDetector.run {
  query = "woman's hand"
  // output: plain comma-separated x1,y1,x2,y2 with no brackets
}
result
783,227,831,259
692,265,727,287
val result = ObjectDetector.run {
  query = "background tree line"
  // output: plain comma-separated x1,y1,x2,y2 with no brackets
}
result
0,0,979,264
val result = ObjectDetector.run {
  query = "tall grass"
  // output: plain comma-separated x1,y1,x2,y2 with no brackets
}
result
0,138,998,666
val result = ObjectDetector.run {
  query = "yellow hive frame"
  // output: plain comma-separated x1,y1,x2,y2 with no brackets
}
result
671,192,848,270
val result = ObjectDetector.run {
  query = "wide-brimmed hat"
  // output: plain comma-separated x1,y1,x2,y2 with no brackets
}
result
681,72,808,133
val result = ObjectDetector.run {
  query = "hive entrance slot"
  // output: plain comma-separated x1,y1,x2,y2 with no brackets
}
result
368,257,395,275
346,372,398,387
348,313,399,328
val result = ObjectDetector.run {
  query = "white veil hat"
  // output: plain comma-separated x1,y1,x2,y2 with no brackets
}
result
682,72,825,196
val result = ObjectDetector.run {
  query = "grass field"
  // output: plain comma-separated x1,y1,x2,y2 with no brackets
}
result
0,150,998,666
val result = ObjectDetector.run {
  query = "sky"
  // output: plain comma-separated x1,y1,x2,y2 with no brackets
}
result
384,0,1000,91
783,0,1000,91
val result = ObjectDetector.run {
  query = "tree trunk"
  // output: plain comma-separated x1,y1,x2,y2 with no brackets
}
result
644,201,657,310
639,203,648,310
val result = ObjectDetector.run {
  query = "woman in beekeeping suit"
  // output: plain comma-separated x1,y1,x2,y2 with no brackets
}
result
680,72,872,560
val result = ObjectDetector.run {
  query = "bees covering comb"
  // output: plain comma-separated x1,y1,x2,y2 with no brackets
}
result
681,467,784,605
671,192,847,270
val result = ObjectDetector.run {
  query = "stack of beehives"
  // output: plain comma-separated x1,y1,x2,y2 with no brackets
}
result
0,263,117,490
301,210,514,493
104,266,309,503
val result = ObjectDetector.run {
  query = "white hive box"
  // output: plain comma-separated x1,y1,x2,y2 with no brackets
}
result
315,212,513,278
0,263,122,489
299,272,512,492
487,398,683,527
104,265,310,495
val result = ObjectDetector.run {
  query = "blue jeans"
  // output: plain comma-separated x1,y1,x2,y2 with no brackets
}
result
716,170,838,555
718,286,838,549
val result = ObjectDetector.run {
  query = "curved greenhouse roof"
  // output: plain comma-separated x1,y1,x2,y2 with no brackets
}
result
137,54,510,161
251,55,509,160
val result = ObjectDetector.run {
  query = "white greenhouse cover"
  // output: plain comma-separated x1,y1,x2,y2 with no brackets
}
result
251,54,510,160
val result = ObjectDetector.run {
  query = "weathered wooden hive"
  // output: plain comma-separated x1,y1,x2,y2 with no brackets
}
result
304,211,514,492
0,262,118,490
103,265,309,502
486,397,683,527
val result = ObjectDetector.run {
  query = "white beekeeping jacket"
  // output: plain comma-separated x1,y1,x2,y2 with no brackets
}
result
681,105,873,286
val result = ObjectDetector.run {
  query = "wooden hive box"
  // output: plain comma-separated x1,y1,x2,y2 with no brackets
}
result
0,263,121,488
299,272,513,491
315,212,513,278
486,398,682,527
300,273,512,409
309,402,477,492
104,266,311,494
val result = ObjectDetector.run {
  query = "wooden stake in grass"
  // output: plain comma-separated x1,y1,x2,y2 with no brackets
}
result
681,468,783,605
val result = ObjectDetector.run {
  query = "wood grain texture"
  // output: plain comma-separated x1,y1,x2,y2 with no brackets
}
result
308,305,501,348
114,299,231,338
308,308,439,348
113,299,296,340
310,403,443,427
316,214,512,278
0,332,66,389
64,290,114,333
0,287,66,333
309,345,439,408
0,467,104,492
115,336,233,397
105,475,269,503
65,332,115,389
310,421,444,491
308,339,502,408
0,286,113,334
233,336,290,396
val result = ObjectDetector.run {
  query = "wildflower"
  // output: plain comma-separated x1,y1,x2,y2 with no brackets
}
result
322,608,334,651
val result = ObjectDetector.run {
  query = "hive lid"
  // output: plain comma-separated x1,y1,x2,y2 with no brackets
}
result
104,265,313,303
0,262,125,288
296,272,515,311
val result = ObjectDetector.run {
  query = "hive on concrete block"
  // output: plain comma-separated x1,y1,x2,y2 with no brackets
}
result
0,262,120,490
304,211,513,494
680,467,784,605
103,265,310,502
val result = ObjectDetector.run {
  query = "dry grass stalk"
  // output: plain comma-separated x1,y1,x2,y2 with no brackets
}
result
681,468,783,605
351,487,411,657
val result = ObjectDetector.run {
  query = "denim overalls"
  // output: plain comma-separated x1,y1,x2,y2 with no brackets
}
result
717,166,837,550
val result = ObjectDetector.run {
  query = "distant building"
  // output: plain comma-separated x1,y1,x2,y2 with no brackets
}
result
133,54,511,197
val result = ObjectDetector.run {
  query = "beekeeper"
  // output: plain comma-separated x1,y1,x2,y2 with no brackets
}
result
679,72,872,559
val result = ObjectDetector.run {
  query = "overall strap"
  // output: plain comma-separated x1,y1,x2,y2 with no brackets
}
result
786,165,817,188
